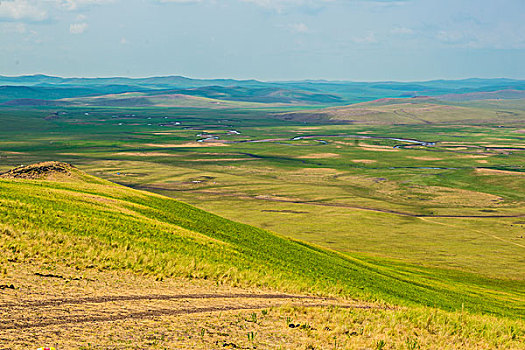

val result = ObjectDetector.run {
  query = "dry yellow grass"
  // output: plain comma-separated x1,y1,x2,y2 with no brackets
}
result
483,144,525,148
2,263,522,350
145,142,229,148
184,158,257,162
358,144,398,152
294,127,323,130
414,186,504,206
298,153,340,159
0,151,25,155
114,152,182,157
351,159,377,164
409,156,443,161
476,168,525,176
458,154,489,159
290,167,341,175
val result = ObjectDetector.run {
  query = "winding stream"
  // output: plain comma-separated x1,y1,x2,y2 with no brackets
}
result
197,133,436,147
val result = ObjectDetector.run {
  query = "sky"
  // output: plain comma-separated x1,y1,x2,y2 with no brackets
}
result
0,0,524,81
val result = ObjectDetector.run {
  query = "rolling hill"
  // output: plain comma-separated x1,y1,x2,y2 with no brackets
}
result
279,97,525,124
1,75,524,108
0,162,523,319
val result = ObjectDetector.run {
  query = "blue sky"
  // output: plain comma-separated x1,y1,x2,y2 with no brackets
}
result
1,0,524,80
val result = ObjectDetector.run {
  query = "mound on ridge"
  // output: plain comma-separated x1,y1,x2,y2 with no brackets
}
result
0,161,77,180
0,161,103,183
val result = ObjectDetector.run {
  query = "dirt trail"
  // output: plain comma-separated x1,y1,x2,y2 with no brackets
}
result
1,302,372,330
0,292,331,308
153,188,525,219
1,292,371,331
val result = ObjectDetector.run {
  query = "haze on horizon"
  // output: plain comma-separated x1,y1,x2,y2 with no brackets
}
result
1,0,524,81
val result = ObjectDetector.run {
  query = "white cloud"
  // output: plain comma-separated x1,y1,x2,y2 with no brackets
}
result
58,0,114,11
289,22,309,33
1,22,27,33
157,0,203,3
436,30,464,44
0,0,48,21
69,21,87,33
390,26,413,35
353,31,377,44
241,0,334,13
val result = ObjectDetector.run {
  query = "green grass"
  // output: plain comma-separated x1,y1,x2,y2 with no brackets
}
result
1,173,524,318
1,108,525,275
1,102,524,321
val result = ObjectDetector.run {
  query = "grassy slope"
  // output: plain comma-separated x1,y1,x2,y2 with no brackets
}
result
279,98,525,124
1,171,523,319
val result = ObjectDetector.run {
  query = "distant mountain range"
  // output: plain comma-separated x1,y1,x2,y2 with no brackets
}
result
1,74,524,107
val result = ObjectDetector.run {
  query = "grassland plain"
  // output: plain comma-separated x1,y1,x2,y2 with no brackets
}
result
0,101,524,347
0,163,524,349
1,105,523,278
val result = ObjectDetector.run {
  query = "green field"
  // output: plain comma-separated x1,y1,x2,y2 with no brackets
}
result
1,163,524,319
1,100,524,324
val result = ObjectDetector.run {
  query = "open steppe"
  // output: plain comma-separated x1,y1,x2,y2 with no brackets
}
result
1,83,524,348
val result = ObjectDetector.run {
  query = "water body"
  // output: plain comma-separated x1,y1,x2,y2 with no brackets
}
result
197,136,220,143
197,132,435,148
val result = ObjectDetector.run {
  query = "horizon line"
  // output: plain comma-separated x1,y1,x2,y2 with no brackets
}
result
1,73,523,84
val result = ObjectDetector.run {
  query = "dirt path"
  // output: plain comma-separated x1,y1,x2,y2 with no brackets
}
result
156,188,525,219
1,302,372,331
1,292,372,331
0,292,331,309
0,266,385,348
